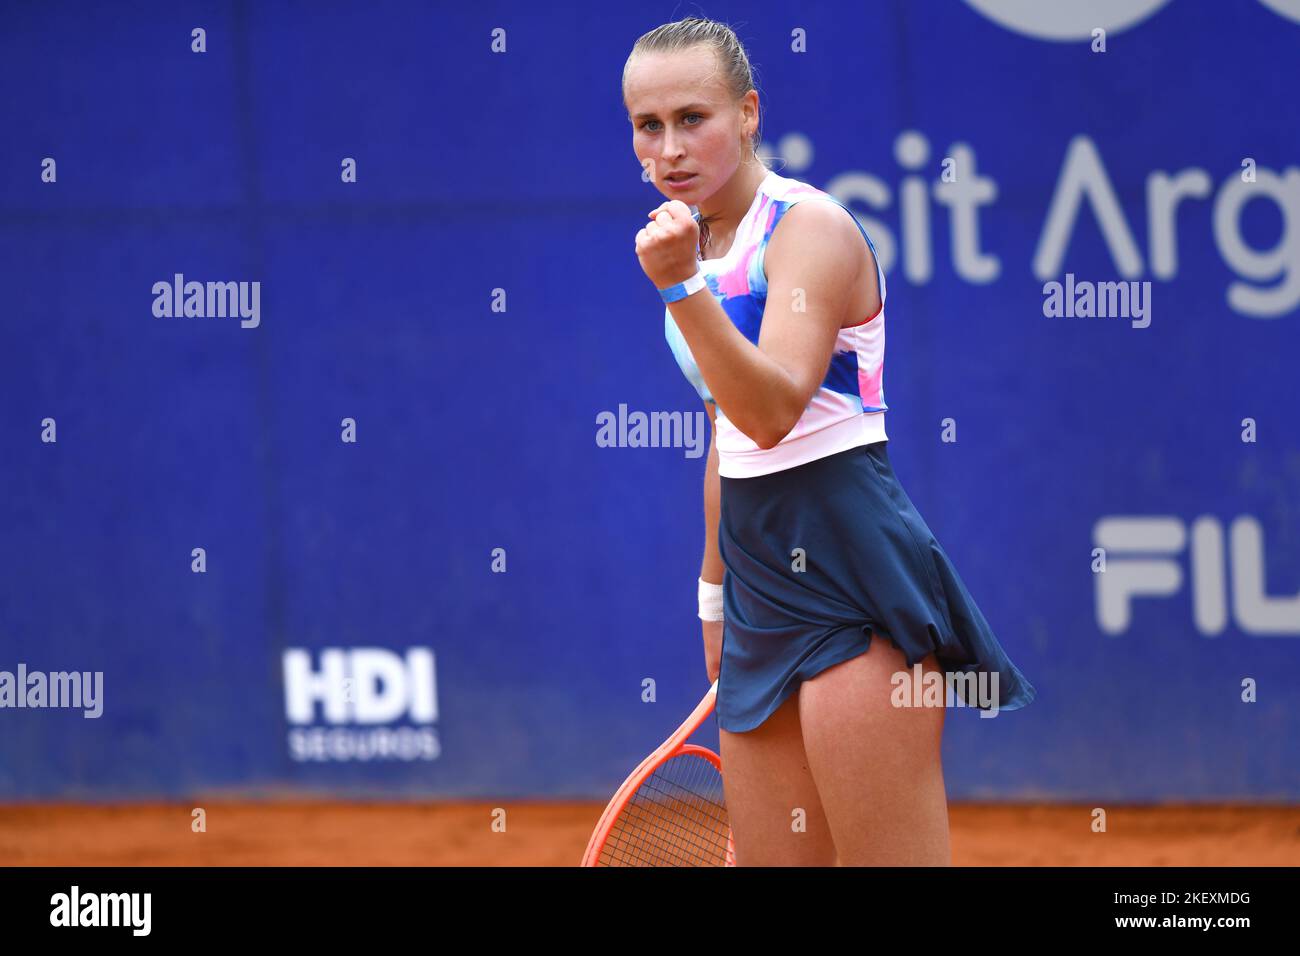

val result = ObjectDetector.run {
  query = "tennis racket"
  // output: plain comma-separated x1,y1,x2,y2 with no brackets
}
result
582,679,736,867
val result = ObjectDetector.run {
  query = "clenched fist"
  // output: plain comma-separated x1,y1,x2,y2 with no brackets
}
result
635,200,700,290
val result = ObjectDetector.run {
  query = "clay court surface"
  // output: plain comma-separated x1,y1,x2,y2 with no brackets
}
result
1,802,1297,866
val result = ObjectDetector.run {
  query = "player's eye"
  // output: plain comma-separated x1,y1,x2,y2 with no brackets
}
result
640,113,704,132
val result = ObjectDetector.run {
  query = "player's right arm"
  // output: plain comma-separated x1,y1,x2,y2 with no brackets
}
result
701,400,723,683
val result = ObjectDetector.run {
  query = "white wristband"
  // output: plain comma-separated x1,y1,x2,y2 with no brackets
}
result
698,576,724,622
659,269,707,304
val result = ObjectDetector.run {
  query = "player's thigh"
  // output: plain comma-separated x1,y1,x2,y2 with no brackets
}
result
718,689,837,866
799,640,949,866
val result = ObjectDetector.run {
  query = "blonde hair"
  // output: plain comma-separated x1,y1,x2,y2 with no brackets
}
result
624,16,769,258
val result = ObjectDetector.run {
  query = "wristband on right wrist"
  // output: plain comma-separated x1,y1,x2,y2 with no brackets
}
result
698,576,724,622
660,269,707,304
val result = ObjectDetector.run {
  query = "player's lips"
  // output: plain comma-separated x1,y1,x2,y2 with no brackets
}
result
664,172,697,189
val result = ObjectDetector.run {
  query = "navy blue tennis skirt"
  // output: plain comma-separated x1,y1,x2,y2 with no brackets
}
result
717,440,1036,733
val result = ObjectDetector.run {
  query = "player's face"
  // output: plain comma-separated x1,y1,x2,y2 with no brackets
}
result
625,46,749,204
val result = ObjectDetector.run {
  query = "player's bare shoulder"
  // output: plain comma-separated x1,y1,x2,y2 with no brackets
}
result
765,199,880,327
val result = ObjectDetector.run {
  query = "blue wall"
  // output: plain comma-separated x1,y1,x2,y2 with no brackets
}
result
2,0,1297,801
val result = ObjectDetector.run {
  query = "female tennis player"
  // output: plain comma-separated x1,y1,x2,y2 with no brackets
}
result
623,18,1036,866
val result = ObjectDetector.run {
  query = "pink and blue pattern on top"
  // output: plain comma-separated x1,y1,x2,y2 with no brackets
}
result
665,169,890,479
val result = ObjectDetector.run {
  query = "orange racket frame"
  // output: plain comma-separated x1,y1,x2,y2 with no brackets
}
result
581,679,736,866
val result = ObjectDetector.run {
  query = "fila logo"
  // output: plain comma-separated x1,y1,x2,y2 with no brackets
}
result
283,647,437,725
1093,516,1300,636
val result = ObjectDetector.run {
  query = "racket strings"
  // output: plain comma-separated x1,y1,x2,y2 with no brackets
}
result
598,752,730,866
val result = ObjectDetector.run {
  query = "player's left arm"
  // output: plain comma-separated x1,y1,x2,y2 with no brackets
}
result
756,199,881,445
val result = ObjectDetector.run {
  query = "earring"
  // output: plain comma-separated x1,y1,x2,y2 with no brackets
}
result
738,137,752,166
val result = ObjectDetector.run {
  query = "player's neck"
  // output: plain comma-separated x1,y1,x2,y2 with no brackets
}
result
696,162,769,234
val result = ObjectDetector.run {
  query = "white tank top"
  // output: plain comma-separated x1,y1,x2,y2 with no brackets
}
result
664,169,888,478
